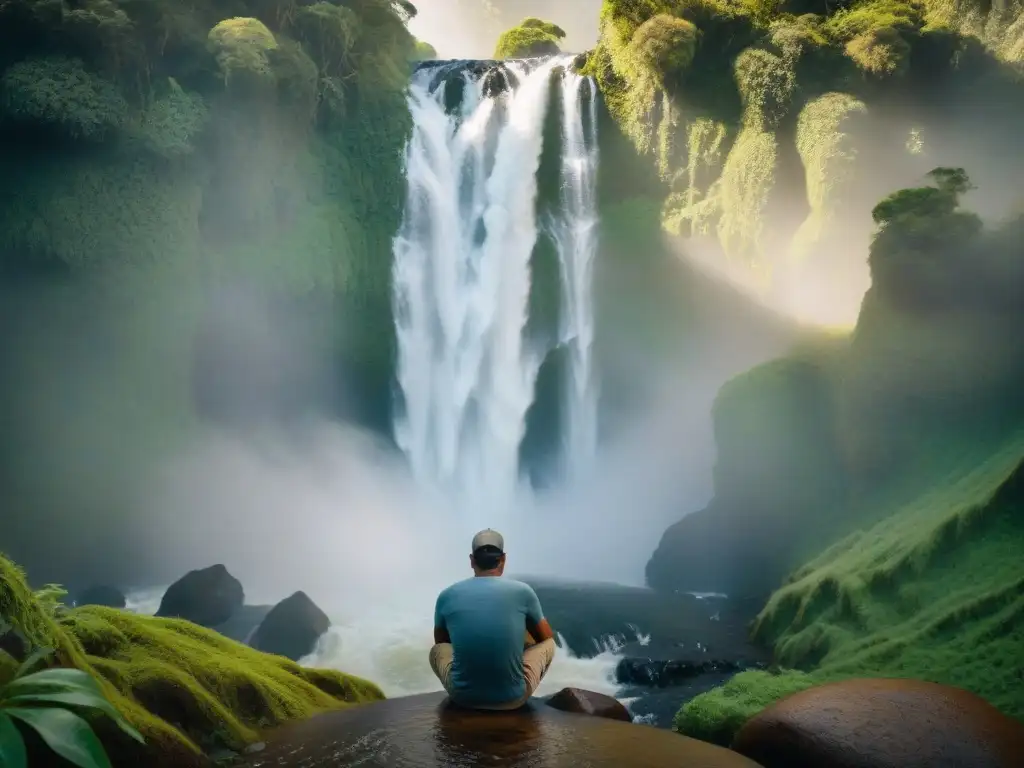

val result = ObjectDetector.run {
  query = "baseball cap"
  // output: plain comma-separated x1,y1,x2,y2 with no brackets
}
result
471,529,504,553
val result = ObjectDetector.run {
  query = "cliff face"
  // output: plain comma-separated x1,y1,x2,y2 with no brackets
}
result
586,0,1024,326
647,168,1024,597
647,166,1024,731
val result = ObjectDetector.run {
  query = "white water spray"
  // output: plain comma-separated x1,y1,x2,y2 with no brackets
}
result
551,74,600,473
393,58,597,518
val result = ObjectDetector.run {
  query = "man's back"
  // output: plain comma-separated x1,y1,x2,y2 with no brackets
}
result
434,576,543,706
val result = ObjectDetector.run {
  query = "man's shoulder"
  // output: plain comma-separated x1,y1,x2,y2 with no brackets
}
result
496,577,540,602
438,577,474,599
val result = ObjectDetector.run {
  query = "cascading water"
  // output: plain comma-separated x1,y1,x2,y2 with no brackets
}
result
550,74,600,475
393,57,600,514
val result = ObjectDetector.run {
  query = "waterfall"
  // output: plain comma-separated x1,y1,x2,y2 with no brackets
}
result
392,57,600,518
551,74,600,475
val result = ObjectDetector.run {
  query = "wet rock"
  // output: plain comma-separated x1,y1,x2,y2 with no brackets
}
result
250,591,329,661
75,585,126,609
546,687,631,722
733,678,1024,768
155,564,244,627
236,692,764,767
481,64,518,98
616,657,767,687
209,603,272,644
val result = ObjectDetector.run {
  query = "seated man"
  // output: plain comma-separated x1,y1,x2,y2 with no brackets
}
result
429,529,557,710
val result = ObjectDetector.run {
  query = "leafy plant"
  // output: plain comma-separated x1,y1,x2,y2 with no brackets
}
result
0,646,144,768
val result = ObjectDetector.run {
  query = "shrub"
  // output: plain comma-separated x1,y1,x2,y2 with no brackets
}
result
844,25,911,74
0,56,129,140
494,18,566,59
627,14,700,86
207,17,279,89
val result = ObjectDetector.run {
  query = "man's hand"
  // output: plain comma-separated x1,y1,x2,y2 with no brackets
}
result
433,625,451,645
526,617,555,644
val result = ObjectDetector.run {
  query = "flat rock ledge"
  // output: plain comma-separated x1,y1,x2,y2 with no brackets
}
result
238,691,762,767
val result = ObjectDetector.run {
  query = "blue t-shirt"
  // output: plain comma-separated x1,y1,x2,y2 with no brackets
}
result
434,576,545,705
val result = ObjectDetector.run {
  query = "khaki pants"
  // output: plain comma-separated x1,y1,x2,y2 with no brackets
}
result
429,638,557,710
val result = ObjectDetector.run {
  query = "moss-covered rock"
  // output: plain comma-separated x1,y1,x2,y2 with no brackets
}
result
494,18,567,59
674,670,818,746
1,552,382,766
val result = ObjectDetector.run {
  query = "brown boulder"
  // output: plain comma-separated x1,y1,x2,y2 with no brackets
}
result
547,686,633,722
239,692,764,767
733,678,1024,768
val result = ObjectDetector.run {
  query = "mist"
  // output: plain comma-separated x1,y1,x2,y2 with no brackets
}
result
408,0,602,58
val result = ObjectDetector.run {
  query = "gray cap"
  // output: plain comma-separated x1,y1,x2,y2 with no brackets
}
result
471,528,504,553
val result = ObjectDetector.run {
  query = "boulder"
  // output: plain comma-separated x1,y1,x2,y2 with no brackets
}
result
155,564,244,627
732,678,1024,768
250,591,330,661
235,691,765,767
75,585,126,609
546,687,632,723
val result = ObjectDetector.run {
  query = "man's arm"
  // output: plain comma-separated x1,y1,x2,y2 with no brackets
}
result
433,594,451,645
523,585,555,643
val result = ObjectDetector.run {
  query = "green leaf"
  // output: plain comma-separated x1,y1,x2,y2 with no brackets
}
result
6,707,113,768
7,668,105,698
14,647,53,680
0,712,28,768
3,692,143,745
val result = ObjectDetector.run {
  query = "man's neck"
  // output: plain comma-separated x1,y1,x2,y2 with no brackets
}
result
474,570,501,578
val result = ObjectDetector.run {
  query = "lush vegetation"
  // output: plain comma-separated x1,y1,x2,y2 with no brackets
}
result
582,0,1024,321
0,643,144,768
494,17,567,58
664,171,1024,743
0,0,422,583
1,552,382,766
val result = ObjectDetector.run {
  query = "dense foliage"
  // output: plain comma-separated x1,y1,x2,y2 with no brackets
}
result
493,17,567,58
583,0,1024,322
0,0,419,583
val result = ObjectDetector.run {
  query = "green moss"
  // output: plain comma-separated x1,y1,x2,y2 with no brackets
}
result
2,552,383,765
675,670,818,745
63,607,383,751
494,18,567,58
754,430,1024,700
